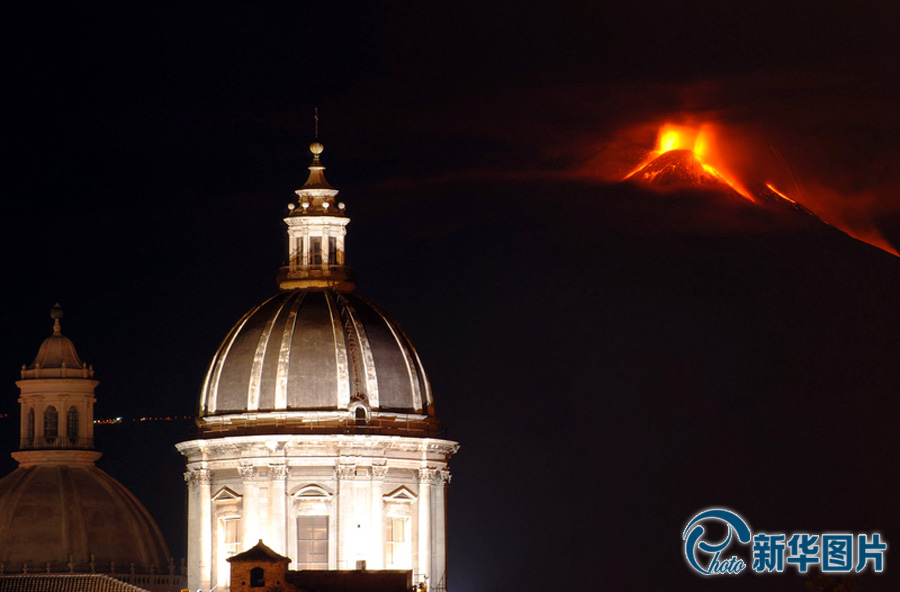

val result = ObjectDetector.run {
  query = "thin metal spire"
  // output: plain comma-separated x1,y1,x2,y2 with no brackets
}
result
314,107,319,139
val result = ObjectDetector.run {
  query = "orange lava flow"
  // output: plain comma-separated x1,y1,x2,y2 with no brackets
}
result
766,183,797,204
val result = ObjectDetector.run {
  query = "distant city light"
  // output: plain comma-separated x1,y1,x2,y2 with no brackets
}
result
93,415,195,425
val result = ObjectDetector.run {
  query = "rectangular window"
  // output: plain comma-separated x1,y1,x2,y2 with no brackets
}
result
44,406,59,442
328,237,337,266
297,516,328,569
310,237,322,266
291,237,304,267
385,517,408,568
67,407,79,442
224,517,242,557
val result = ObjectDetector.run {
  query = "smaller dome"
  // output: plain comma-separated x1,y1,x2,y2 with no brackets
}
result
22,305,93,379
29,334,84,371
0,465,171,573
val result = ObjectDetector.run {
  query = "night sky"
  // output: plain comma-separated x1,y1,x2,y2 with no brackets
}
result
2,3,899,592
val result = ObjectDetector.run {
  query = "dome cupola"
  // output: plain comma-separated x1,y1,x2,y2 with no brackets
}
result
276,142,356,292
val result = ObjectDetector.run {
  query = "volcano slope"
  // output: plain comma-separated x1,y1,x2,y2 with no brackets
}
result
349,174,900,592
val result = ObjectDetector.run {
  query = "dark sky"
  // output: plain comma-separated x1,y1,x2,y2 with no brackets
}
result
2,3,900,592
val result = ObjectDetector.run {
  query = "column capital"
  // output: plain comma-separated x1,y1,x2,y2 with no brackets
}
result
184,468,211,485
336,463,356,480
238,464,258,480
269,464,289,479
417,466,450,485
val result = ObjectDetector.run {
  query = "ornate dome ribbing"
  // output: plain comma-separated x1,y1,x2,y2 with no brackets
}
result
200,291,432,417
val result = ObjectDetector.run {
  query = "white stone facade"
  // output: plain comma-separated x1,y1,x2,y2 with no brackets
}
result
177,434,456,591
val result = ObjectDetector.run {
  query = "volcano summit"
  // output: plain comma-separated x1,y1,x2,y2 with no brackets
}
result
624,149,747,200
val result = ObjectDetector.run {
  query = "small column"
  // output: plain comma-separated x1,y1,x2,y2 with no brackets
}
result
185,468,213,592
269,464,288,554
239,465,259,546
370,464,387,569
432,468,451,587
336,463,356,569
416,468,434,583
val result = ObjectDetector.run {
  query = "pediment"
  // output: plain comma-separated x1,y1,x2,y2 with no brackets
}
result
384,485,417,503
213,486,242,503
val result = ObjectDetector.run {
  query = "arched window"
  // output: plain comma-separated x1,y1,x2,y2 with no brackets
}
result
44,406,58,444
26,408,35,447
67,406,79,443
355,406,367,425
250,567,265,588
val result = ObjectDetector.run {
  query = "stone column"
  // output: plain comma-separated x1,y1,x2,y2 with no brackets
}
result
269,464,288,554
185,468,212,592
416,468,435,584
370,464,387,569
336,463,356,570
432,468,451,589
239,465,259,547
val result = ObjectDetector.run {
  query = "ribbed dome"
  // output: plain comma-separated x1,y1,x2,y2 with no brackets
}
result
29,334,82,370
0,465,171,572
23,308,93,380
200,290,433,419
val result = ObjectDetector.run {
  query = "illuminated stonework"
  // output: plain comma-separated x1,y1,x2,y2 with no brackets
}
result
177,142,458,592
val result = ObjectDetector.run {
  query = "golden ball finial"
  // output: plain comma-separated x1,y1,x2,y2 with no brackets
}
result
310,142,324,156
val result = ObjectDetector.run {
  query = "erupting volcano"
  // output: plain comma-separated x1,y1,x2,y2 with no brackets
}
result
618,123,898,256
623,124,754,202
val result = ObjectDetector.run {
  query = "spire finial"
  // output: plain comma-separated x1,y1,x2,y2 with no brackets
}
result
50,303,63,335
310,108,324,165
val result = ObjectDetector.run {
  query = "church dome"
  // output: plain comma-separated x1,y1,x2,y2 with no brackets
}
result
200,290,433,421
196,141,440,437
0,464,171,572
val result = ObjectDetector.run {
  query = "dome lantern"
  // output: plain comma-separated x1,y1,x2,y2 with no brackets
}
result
277,141,356,292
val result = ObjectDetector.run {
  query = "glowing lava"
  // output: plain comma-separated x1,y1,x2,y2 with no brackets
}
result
765,183,797,204
624,123,755,202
